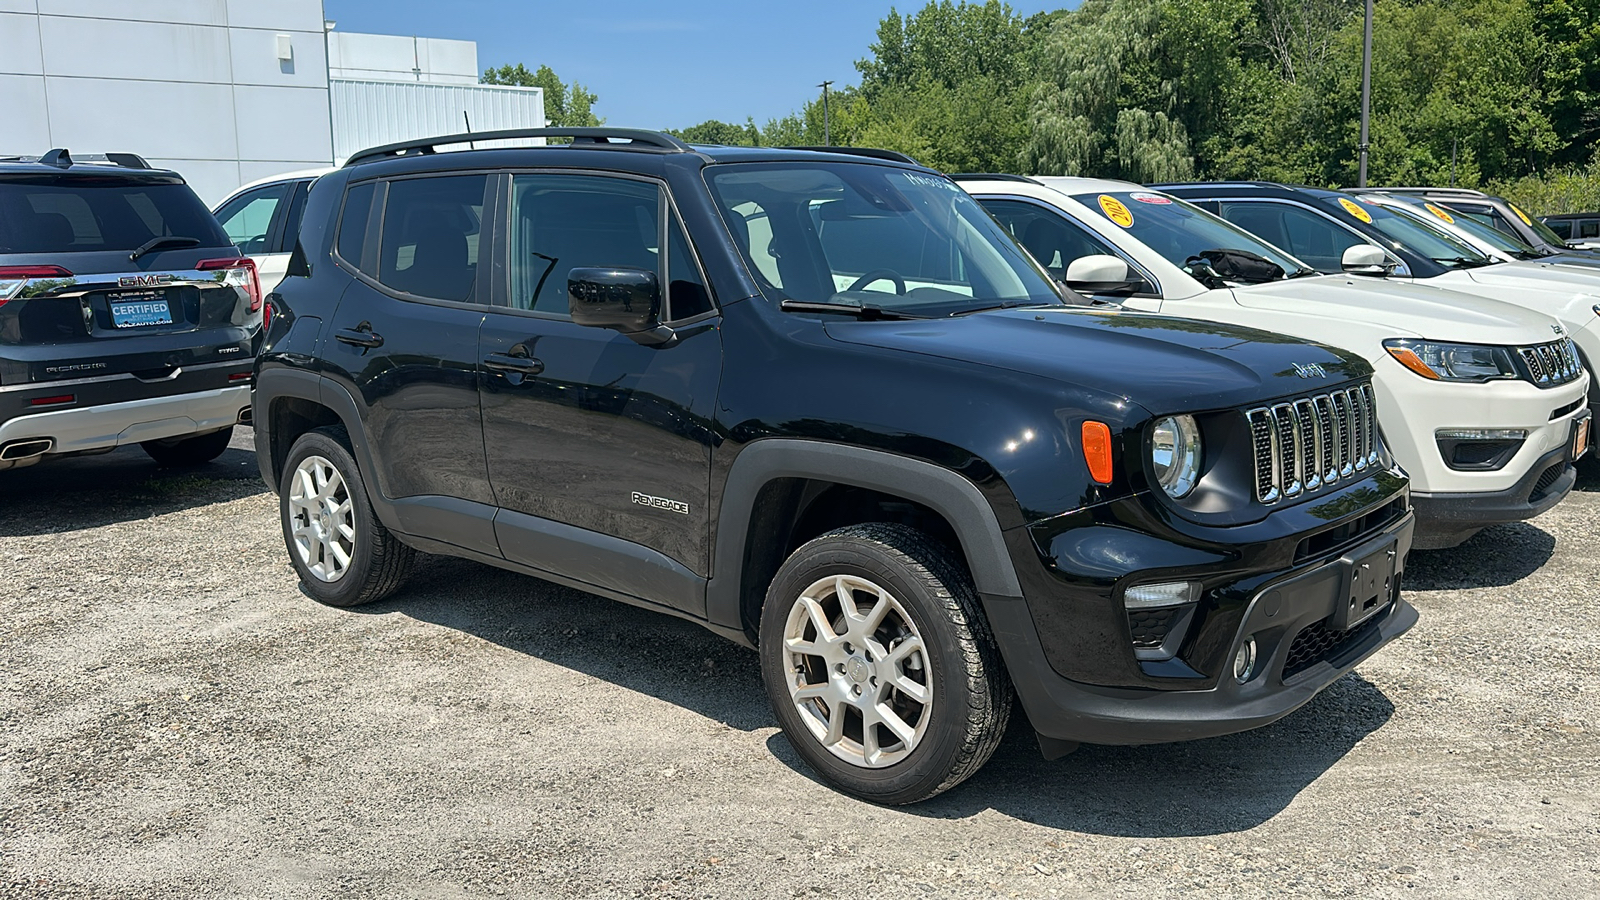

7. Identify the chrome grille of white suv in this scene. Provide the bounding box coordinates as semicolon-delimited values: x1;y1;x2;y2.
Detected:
1518;338;1582;387
1247;384;1380;504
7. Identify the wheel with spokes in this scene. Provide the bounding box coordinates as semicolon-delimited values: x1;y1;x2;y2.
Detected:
759;523;1011;804
279;426;414;607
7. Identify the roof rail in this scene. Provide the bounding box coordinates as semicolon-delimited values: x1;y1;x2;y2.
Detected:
11;149;154;170
778;146;921;165
1370;186;1488;198
344;127;693;167
949;173;1042;185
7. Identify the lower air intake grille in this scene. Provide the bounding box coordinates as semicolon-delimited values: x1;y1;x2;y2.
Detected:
1283;615;1381;679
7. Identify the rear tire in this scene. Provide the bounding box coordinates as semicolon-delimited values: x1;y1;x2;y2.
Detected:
759;523;1012;805
279;426;414;607
140;427;233;466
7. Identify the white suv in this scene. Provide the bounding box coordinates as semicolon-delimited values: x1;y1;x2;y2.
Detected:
960;175;1590;549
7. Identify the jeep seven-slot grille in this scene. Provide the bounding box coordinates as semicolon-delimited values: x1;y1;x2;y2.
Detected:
1518;338;1582;387
1248;384;1380;504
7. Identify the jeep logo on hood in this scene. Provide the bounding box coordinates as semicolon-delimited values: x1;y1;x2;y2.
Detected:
119;274;173;288
1293;362;1329;379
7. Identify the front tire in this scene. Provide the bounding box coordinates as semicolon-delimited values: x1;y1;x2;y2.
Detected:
279;426;414;607
141;426;233;466
759;523;1012;805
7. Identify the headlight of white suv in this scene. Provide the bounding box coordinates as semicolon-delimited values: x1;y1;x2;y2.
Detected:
1383;338;1517;382
1150;415;1202;498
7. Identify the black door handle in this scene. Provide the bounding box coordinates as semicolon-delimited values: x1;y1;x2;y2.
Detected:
483;352;544;375
334;325;383;348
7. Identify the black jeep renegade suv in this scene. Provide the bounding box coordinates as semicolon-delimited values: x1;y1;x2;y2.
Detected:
253;128;1417;804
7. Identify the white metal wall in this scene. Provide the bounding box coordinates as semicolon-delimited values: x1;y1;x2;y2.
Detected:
327;32;478;85
331;79;546;162
0;0;335;204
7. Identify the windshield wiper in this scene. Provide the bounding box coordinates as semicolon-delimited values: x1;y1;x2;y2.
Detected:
779;299;923;320
1286;266;1323;278
1432;256;1493;269
949;299;1052;316
1512;250;1550;260
129;235;201;261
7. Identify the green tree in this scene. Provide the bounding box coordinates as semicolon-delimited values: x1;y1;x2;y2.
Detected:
481;63;602;128
669;119;762;146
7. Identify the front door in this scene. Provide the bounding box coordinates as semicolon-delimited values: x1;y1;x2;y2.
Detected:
478;172;722;612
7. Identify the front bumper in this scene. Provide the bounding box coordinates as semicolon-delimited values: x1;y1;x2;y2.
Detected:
992;478;1416;746
1411;442;1579;549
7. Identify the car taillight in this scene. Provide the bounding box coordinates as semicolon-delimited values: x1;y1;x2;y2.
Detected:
196;257;262;313
263;297;274;332
0;265;74;305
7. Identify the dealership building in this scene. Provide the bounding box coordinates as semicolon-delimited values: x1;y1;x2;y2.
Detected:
1;1;545;203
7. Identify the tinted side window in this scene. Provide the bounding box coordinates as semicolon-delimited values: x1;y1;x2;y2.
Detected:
1277;204;1362;271
1548;219;1573;239
983;198;1124;273
276;180;311;253
667;212;712;320
378;175;487;303
509;174;661;316
1582;220;1600;239
214;183;288;254
336;181;376;271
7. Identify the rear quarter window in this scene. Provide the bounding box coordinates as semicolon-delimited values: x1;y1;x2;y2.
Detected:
0;178;229;253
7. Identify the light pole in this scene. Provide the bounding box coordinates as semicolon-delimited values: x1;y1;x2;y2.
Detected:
818;80;833;146
1358;0;1373;187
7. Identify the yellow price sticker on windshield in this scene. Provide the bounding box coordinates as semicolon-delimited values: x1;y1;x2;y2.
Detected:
1510;203;1534;226
1424;202;1455;224
1338;197;1373;224
1098;194;1134;227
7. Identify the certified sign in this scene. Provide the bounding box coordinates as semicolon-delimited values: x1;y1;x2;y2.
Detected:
1338;197;1373;223
1130;192;1172;205
1098;195;1134;227
1424;202;1455;224
1510;203;1534;226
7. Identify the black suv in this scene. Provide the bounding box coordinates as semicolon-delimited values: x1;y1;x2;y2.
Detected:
253;128;1417;804
0;150;261;471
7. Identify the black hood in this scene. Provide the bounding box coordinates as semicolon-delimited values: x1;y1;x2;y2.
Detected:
824;306;1369;416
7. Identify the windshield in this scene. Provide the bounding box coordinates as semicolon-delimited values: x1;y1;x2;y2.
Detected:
0;178;229;253
1321;195;1490;268
1070;190;1306;282
706;163;1062;315
1391;198;1538;256
1517;205;1570;246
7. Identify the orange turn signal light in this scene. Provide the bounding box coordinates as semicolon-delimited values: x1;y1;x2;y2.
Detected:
1385;345;1441;380
1082;420;1114;484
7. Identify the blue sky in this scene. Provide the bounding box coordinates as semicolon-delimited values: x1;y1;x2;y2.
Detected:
323;1;1069;130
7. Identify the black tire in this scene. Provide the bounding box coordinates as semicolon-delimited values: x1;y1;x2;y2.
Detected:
278;425;415;607
140;427;233;466
758;523;1012;805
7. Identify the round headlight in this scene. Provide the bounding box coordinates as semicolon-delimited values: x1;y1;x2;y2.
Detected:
1150;415;1202;498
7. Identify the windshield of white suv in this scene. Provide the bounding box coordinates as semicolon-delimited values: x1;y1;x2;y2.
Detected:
1069;190;1309;283
1388;198;1541;258
708;163;1062;316
1321;195;1491;268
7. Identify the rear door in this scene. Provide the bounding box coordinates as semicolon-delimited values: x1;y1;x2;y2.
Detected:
0;173;259;393
318;172;497;551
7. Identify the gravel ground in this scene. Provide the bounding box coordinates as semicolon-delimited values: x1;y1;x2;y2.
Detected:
2;429;1597;899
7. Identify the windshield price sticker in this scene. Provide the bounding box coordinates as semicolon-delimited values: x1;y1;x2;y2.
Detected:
1130;192;1172;205
1338;197;1373;223
1510;203;1534;226
1099;195;1135;227
1424;202;1455;224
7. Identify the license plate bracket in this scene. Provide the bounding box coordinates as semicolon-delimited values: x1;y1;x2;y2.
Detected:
1335;540;1397;631
1574;415;1591;461
109;290;173;328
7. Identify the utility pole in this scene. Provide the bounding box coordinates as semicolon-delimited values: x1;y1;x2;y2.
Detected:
1358;0;1373;187
818;80;833;146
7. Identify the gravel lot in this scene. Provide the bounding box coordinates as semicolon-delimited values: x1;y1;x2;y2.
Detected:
3;428;1597;899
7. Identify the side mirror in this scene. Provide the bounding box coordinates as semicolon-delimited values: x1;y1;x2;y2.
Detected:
568;267;673;345
1063;254;1137;294
1341;244;1395;276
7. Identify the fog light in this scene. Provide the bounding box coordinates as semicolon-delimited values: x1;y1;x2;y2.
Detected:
1123;581;1200;609
1233;637;1258;683
1435;428;1527;441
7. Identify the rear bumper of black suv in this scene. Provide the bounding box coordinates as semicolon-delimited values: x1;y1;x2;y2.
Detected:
989;481;1416;747
0;362;251;466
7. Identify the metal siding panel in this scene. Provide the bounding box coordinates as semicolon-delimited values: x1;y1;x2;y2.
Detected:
331;79;546;162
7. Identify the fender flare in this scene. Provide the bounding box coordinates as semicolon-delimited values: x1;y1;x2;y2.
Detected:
253;367;407;534
705;439;1023;636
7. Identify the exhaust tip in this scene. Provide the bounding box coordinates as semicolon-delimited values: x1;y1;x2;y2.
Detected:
237;406;254;426
0;438;55;461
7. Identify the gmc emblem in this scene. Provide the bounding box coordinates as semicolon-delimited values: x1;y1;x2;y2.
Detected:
119;274;173;288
